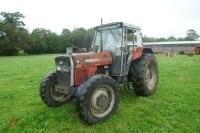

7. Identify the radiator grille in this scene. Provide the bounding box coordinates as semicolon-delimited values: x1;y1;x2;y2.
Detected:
55;56;71;87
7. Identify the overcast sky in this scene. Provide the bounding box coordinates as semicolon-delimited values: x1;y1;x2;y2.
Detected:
0;0;199;37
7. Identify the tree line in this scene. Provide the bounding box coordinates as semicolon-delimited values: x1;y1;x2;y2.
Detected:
0;12;94;55
0;12;199;56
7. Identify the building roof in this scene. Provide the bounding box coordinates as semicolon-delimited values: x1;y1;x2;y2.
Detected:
143;41;200;47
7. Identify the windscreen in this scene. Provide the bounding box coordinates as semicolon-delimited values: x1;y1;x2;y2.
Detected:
93;28;122;54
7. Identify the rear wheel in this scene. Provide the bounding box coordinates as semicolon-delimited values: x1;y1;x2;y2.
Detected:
40;71;73;107
75;74;120;124
128;54;159;96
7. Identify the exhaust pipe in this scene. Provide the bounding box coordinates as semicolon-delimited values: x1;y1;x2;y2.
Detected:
100;18;103;52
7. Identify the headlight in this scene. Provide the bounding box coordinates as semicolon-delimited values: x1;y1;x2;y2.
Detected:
55;56;70;72
56;64;62;71
56;61;69;72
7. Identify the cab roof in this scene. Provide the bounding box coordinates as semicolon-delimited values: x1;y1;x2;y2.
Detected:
95;22;141;30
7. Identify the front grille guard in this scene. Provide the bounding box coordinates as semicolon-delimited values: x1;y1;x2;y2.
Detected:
56;71;70;87
54;55;75;95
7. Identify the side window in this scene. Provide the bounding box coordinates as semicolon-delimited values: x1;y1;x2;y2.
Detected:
127;32;133;42
134;30;142;47
134;32;137;42
126;29;134;52
126;29;134;46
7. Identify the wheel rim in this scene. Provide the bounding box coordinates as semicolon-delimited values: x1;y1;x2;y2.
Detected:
146;64;157;90
90;85;115;118
50;81;71;102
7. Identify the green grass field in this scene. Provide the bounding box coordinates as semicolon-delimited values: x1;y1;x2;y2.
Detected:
0;54;200;133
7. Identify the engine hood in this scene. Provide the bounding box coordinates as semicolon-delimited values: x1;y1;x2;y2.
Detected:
72;52;112;68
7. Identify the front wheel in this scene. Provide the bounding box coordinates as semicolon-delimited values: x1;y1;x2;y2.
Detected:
40;71;73;107
75;74;120;124
128;54;159;96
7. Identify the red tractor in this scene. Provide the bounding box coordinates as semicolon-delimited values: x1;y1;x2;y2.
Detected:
40;22;159;124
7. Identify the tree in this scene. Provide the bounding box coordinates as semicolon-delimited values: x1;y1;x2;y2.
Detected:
167;36;176;41
186;29;199;40
61;28;70;37
157;38;167;42
0;12;32;55
87;28;95;49
70;28;89;48
142;36;157;42
31;28;70;54
177;37;185;41
60;28;71;51
0;12;25;28
31;28;54;53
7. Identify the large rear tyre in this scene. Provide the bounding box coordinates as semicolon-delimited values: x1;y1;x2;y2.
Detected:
128;54;159;96
75;74;120;124
40;71;73;107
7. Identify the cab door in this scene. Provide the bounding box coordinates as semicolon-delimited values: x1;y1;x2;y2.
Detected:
112;27;135;76
123;29;143;75
111;28;125;76
122;28;135;75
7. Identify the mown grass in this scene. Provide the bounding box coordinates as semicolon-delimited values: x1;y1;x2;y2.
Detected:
0;54;200;133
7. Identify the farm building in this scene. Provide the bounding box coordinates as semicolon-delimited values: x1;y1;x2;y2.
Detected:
143;41;200;54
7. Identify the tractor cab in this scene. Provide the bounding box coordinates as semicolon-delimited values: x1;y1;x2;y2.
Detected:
92;22;143;76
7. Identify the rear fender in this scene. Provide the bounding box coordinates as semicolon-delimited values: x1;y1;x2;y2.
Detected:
126;48;153;75
131;48;153;61
124;47;143;75
131;47;143;60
